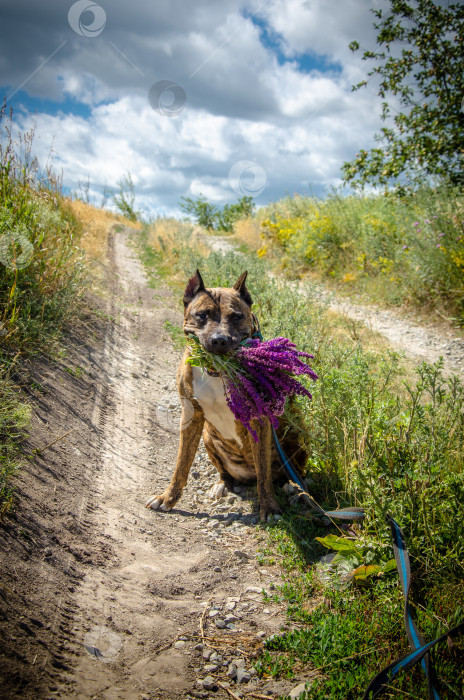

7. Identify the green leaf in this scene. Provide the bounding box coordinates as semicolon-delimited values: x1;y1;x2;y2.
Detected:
315;535;359;552
383;559;397;573
352;564;382;580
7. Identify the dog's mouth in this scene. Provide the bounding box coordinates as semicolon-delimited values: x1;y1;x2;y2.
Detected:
203;335;242;356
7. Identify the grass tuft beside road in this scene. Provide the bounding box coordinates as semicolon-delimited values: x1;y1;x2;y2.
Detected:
136;220;464;700
0;105;134;517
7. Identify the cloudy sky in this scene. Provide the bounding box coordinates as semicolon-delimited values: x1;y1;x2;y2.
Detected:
0;0;388;217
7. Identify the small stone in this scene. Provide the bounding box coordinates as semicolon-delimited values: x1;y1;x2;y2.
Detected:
245;586;263;594
236;668;251;684
174;640;186;649
215;618;226;629
208;609;220;618
289;681;310;698
263;608;270;614
207;520;221;529
227;663;237;679
192;471;200;479
194;643;204;651
202;648;214;660
224;614;238;623
256;631;267;638
233;550;248;560
213;566;221;572
201;675;217;691
224;602;236;611
204;663;220;672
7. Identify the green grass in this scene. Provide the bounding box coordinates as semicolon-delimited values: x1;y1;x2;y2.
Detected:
136;220;464;699
253;187;464;322
0;357;30;516
0;103;87;514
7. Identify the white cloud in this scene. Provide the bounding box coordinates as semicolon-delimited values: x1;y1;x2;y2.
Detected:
1;0;390;212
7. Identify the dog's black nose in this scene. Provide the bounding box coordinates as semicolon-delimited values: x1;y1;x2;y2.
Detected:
210;333;229;350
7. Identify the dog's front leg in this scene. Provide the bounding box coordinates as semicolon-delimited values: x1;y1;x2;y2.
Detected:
250;418;281;521
146;398;204;512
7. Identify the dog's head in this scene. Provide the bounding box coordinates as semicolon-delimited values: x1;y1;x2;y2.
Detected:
183;269;255;354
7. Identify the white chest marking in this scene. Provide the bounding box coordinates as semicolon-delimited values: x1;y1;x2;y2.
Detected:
192;366;242;447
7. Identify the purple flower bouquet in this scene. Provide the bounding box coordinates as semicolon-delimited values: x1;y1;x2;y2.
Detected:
186;335;318;441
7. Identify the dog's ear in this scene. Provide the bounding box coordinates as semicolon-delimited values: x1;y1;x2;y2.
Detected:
233;271;252;306
184;269;205;306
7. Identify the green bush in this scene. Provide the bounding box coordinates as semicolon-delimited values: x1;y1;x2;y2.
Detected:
259;188;464;317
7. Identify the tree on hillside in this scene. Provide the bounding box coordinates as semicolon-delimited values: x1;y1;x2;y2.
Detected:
113;172;139;222
343;0;464;188
180;195;219;230
180;195;255;231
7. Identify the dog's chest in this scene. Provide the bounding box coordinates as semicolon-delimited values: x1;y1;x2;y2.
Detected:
192;367;242;446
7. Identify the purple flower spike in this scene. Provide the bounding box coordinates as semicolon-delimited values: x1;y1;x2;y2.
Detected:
224;337;317;440
187;335;318;442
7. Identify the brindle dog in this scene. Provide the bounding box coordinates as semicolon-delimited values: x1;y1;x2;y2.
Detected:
146;270;307;521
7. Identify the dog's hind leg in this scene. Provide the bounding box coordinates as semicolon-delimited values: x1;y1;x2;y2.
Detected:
146;398;204;512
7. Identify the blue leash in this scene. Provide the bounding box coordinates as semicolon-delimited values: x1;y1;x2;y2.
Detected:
256;314;364;522
272;427;365;522
363;516;464;699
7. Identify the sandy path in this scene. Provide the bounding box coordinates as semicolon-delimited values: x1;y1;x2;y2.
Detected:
47;228;301;699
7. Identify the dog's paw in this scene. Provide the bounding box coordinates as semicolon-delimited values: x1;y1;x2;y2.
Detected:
259;498;281;522
208;481;227;500
146;493;176;512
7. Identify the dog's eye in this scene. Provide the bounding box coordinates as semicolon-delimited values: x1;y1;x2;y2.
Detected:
231;312;244;321
195;311;208;321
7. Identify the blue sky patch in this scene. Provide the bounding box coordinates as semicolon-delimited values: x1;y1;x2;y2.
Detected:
245;12;341;74
1;89;92;120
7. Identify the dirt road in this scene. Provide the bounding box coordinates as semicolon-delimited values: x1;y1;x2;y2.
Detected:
0;228;305;700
